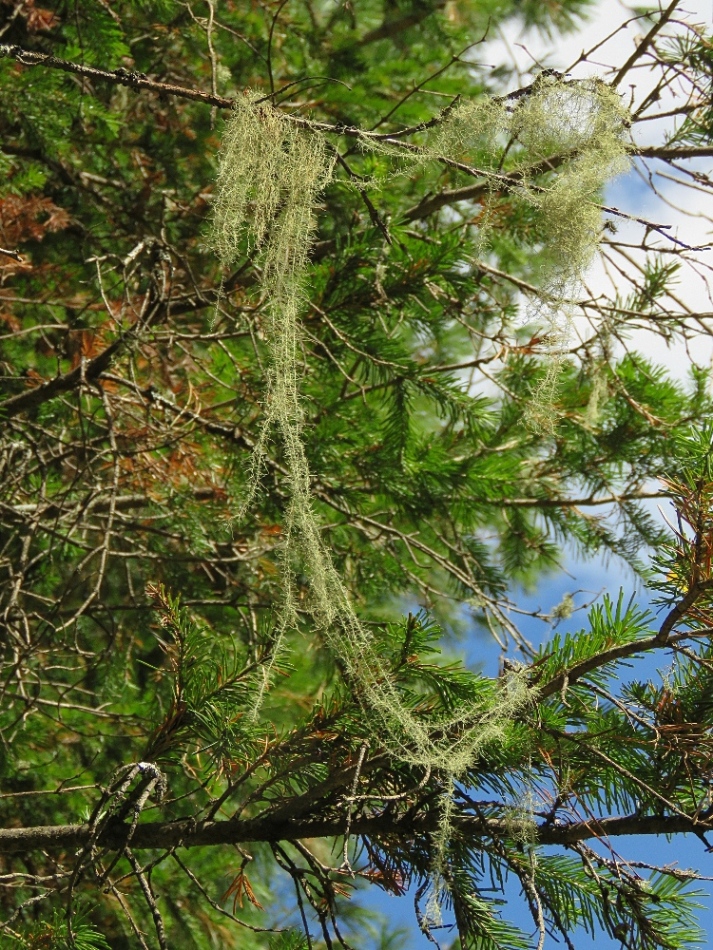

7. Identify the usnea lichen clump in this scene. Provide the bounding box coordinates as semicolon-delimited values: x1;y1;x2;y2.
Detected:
358;77;630;429
211;91;538;772
210;76;629;906
508;79;630;428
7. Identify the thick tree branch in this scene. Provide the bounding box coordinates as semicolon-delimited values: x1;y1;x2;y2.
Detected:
399;141;710;221
0;809;708;855
637;145;713;160
0;286;164;419
0;335;125;419
656;580;713;644
399;158;565;222
475;490;668;508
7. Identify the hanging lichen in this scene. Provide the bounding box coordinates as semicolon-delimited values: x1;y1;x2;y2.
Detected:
501;77;630;429
211;91;534;765
355;77;630;430
211;91;336;714
209;78;629;917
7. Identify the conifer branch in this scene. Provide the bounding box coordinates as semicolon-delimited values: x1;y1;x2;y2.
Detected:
537;626;713;699
0;809;708;854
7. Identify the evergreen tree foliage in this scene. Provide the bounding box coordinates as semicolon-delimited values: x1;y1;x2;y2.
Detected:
0;1;712;947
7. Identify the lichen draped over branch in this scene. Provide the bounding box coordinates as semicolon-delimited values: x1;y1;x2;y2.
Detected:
209;75;629;813
357;78;630;428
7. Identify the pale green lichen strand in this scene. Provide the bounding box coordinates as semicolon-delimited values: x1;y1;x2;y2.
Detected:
357;79;630;431
210;79;629;915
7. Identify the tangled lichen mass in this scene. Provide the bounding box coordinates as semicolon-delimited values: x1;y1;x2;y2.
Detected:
210;77;629;754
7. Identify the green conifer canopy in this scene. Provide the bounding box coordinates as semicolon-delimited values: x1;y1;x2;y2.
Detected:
0;1;712;948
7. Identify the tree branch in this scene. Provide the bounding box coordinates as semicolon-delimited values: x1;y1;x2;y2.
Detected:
358;2;445;46
0;809;708;855
656;580;713;644
637;145;713;160
0;335;125;419
0;285;164;419
0;43;233;108
0;488;218;522
3;40;707;238
398;139;711;222
537;626;713;700
472;490;669;509
612;0;681;88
